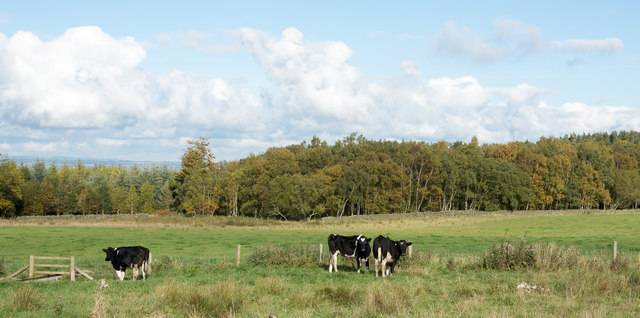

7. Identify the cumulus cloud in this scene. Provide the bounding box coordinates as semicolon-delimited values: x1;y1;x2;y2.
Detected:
1;26;637;161
237;27;373;122
0;26;150;128
237;27;638;145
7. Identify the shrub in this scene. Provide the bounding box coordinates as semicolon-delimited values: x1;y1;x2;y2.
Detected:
153;255;178;272
479;241;580;271
480;241;535;270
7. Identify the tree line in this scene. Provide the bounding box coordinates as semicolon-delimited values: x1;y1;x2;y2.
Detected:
2;131;640;219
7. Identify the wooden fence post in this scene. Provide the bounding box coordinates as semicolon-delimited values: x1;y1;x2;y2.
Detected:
319;244;323;264
236;245;242;267
70;256;76;281
408;245;413;258
29;255;34;278
612;241;618;265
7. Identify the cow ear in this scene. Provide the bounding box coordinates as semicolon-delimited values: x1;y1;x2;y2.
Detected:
407;242;413;246
366;238;372;242
102;248;107;252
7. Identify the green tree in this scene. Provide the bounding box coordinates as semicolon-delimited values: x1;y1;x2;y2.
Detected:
126;185;139;214
174;137;218;215
0;157;25;217
139;182;155;213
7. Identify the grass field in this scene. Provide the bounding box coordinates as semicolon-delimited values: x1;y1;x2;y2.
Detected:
1;210;640;317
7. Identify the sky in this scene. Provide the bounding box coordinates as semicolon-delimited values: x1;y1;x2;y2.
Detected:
0;1;638;162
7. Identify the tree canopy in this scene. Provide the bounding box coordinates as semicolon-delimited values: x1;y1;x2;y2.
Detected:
2;131;640;219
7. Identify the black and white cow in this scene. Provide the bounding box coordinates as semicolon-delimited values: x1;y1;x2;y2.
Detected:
327;234;371;273
102;246;150;281
372;235;412;277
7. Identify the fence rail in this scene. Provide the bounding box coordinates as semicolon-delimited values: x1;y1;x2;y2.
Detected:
3;255;93;282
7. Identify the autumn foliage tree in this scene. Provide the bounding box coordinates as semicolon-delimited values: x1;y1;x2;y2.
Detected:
173;136;219;215
3;131;640;219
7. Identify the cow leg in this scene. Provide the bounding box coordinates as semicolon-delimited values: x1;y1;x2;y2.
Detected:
329;253;338;273
141;261;146;280
375;247;382;277
133;264;138;281
115;270;125;281
365;258;370;272
381;259;387;278
329;253;334;272
356;258;361;274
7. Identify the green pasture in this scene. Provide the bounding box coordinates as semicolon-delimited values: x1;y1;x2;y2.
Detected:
1;211;640;317
2;212;639;265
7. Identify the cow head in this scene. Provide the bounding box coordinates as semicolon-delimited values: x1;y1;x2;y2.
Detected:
102;247;115;261
356;235;371;253
397;240;413;256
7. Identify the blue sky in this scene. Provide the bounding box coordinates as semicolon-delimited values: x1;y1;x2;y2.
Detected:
0;1;638;162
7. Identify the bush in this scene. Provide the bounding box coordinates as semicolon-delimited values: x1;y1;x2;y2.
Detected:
480;241;535;270
247;243;319;267
479;241;580;271
153;255;178;272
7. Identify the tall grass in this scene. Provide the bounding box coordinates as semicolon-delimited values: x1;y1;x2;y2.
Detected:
479;241;579;271
247;243;320;268
8;285;41;311
158;280;247;317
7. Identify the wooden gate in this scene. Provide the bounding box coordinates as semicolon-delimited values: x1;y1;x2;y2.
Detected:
5;256;93;281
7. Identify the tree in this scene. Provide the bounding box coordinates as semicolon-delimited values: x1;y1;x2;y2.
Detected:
126;185;139;214
139;182;156;213
0;157;25;217
174;137;218;215
477;158;532;211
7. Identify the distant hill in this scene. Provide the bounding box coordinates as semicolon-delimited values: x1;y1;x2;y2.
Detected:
7;155;181;170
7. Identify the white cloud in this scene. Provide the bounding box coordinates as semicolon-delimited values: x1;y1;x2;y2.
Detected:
492;17;544;52
435;21;505;62
435;19;623;62
238;27;373;121
23;141;64;152
153;70;266;131
400;59;420;76
96;138;130;147
553;38;623;53
0;26;150;128
1;26;637;162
